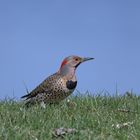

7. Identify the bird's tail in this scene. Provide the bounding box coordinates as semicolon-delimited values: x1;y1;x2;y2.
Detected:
21;81;30;99
21;94;29;99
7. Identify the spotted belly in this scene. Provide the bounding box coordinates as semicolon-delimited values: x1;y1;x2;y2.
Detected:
46;78;75;103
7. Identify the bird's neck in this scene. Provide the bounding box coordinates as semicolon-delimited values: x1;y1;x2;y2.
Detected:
59;65;76;81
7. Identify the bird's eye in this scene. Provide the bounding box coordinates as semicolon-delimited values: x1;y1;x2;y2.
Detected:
75;58;79;61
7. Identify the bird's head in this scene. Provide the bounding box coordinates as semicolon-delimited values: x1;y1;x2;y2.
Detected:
59;55;94;76
60;55;94;68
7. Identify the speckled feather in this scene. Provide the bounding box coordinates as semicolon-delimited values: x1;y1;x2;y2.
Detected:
22;73;75;105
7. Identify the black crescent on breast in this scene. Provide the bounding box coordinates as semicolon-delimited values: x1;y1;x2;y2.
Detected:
66;80;77;90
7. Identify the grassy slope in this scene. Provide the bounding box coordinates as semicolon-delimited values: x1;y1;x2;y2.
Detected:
0;95;140;140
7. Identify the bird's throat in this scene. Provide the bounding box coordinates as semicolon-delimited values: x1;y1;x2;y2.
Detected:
59;65;76;79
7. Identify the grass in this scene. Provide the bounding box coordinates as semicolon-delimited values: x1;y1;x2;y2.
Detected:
0;93;140;140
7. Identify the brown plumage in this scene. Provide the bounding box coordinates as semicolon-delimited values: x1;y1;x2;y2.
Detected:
21;55;94;106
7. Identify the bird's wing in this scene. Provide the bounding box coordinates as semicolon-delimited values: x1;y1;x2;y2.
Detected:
21;73;59;100
21;84;46;100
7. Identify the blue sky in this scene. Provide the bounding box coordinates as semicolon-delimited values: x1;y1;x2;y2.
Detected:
0;0;140;99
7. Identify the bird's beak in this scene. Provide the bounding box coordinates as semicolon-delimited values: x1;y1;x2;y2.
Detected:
81;57;94;62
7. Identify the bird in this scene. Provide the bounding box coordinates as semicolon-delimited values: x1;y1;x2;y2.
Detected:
21;55;94;107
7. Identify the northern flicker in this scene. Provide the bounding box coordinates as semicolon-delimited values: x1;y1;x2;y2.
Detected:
21;55;94;106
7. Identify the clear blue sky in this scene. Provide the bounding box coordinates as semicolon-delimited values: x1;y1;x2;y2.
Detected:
0;0;140;99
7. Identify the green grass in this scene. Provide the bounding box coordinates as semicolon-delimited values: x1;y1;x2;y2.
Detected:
0;94;140;140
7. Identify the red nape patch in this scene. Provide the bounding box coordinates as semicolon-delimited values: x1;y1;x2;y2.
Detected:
60;59;67;68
